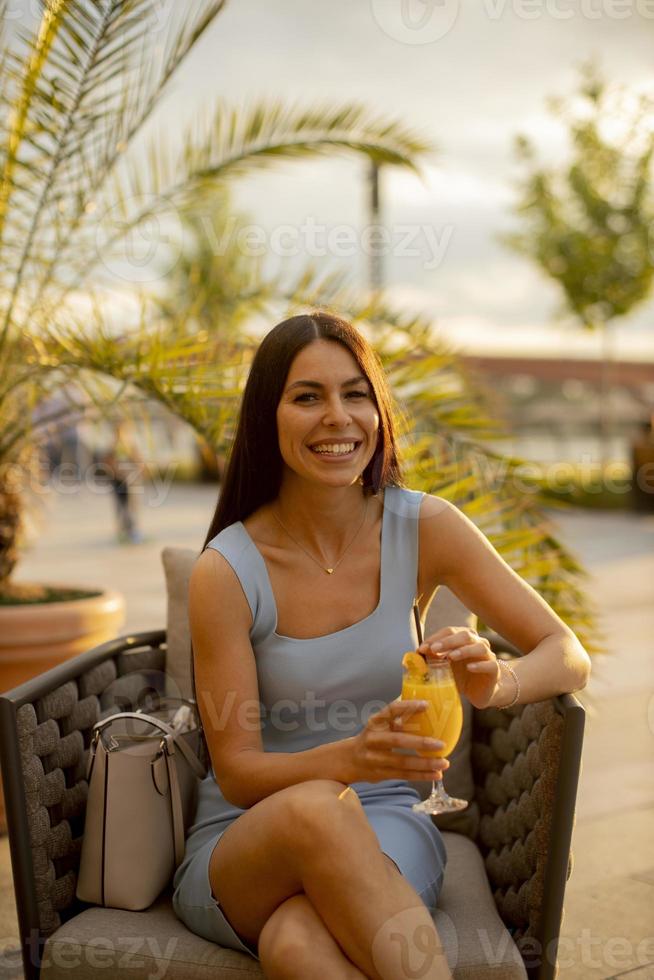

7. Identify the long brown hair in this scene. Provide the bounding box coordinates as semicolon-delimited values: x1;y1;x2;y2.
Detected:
189;312;405;728
201;311;404;550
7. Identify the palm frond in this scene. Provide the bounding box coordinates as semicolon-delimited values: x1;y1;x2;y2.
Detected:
36;292;246;453
0;0;11;113
50;99;433;302
1;0;227;339
26;0;226;314
0;3;68;255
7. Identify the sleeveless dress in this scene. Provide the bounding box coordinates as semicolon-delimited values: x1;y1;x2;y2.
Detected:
172;485;447;960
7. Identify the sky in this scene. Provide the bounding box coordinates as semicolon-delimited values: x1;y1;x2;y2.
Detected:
8;0;654;358
159;0;654;359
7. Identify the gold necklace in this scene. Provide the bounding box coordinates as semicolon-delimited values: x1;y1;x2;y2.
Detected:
272;497;370;575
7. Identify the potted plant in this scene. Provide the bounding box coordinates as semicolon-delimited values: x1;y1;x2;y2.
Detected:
0;0;433;697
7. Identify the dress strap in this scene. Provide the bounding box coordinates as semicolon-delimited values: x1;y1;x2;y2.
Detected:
381;486;424;610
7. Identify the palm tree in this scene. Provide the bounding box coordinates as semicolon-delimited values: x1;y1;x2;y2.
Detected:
0;0;431;596
148;201;600;654
0;2;599;656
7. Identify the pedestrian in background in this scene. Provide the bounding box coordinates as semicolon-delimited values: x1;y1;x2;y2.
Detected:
103;420;145;544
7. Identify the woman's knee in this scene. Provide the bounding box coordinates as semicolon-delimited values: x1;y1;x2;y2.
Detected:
284;781;379;859
277;778;346;827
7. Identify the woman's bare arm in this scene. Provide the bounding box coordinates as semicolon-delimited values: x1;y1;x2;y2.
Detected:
418;495;591;705
190;549;350;808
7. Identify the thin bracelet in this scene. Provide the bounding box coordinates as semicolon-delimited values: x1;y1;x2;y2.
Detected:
497;659;520;710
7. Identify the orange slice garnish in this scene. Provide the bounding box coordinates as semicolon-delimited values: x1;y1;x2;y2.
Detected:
402;651;427;674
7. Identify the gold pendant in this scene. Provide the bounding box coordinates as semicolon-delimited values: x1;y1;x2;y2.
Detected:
326;568;334;574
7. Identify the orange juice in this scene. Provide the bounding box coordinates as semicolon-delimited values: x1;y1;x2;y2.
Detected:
401;672;463;758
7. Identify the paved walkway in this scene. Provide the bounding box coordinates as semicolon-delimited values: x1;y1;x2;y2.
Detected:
1;482;653;978
543;509;654;980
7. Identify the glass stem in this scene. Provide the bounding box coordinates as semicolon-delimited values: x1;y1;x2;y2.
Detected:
429;778;448;802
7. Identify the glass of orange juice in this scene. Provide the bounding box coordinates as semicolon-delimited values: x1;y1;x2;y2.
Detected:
401;652;468;814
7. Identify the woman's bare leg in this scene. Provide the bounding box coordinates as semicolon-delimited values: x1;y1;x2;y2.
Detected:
258;893;366;979
257;854;439;980
209;780;451;980
297;787;451;979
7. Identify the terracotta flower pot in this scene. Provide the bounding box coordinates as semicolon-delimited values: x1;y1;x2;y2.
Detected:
0;587;126;693
0;586;126;833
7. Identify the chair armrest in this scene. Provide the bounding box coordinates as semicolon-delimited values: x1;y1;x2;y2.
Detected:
471;690;584;980
0;630;166;980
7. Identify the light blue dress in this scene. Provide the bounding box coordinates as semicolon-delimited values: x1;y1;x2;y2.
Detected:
172;485;447;960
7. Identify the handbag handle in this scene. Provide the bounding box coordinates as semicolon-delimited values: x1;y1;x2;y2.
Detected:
90;710;206;869
92;711;206;778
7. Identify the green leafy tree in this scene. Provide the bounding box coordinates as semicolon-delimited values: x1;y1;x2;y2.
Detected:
500;60;654;462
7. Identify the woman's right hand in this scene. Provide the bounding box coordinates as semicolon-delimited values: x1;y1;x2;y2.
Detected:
342;699;450;784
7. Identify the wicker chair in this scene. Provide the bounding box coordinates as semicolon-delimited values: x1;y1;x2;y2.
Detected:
1;628;584;980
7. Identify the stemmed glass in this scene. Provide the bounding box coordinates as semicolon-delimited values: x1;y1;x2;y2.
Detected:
401;657;468;815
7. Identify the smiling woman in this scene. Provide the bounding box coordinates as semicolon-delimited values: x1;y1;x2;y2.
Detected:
275;339;380;497
205;311;401;535
171;310;590;979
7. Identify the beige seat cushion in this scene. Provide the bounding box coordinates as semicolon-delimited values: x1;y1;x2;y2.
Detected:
162;546;479;834
41;833;525;979
161;546;197;701
436;833;527;978
41;890;263;980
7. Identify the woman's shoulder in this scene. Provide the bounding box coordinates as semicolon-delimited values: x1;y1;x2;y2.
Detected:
205;520;246;553
384;484;448;516
382;486;455;532
199;520;254;582
387;484;452;511
192;526;255;611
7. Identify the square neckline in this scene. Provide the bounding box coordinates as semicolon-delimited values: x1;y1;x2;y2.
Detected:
237;489;390;643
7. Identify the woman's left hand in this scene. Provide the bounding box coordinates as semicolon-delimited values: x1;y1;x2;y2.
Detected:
417;627;501;709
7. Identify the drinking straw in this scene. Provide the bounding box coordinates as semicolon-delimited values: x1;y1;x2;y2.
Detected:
413;596;424;646
340;600;427;807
